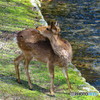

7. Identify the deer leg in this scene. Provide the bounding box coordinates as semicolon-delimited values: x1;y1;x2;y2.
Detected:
24;57;33;90
14;54;24;83
47;62;55;95
62;67;71;92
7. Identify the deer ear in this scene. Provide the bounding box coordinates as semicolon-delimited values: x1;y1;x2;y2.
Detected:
50;21;60;33
50;22;56;33
50;21;55;29
55;21;59;27
50;21;59;29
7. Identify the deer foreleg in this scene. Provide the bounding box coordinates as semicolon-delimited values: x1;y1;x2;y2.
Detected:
24;57;33;90
47;62;55;95
62;67;71;92
14;54;24;83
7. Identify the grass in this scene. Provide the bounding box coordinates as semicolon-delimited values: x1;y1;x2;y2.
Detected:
0;40;99;100
0;0;100;100
0;0;41;33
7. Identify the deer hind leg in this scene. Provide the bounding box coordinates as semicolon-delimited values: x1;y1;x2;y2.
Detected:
47;62;55;95
62;67;71;92
24;56;33;90
14;53;24;83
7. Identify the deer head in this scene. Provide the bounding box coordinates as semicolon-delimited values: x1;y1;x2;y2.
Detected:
37;21;61;38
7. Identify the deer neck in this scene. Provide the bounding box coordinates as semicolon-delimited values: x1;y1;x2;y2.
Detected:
49;35;71;63
49;35;60;48
49;35;62;55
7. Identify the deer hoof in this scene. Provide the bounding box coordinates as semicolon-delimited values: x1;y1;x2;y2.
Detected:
16;79;22;84
29;88;34;91
69;85;73;90
50;91;55;96
29;86;33;90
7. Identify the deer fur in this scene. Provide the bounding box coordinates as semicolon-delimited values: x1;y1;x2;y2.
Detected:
14;28;66;95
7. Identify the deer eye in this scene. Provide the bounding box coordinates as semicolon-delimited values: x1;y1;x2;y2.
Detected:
46;28;50;31
36;26;38;29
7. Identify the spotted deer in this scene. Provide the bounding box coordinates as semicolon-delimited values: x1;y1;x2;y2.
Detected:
14;23;72;95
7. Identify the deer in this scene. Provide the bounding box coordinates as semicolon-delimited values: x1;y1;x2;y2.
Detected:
14;22;72;95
